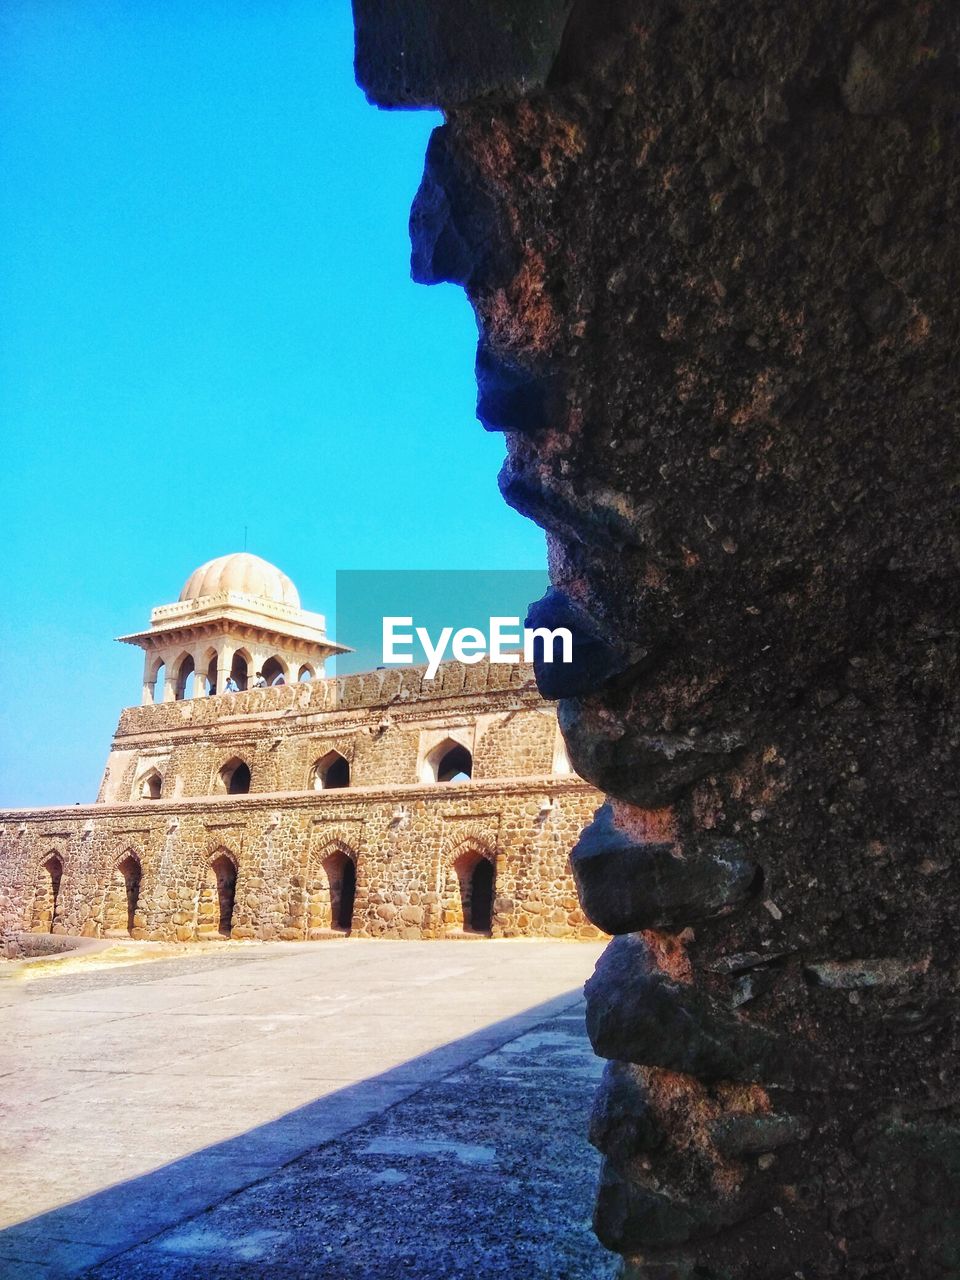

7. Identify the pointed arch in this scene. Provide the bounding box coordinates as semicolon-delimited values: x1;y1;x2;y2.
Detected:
310;750;350;791
297;663;315;682
103;851;142;936
138;767;163;800
261;656;288;687
215;756;251;795
30;854;63;933
421;736;473;784
438;832;498;936
146;655;167;704
202;646;219;695
304;839;357;936
173;652;196;700
197;849;237;938
451;844;496;934
230;648;252;691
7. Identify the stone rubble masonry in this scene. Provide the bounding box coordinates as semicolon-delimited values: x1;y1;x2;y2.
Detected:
0;659;605;946
351;1;960;1275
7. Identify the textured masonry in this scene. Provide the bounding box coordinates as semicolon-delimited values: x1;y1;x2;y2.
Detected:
353;2;960;1275
0;658;603;946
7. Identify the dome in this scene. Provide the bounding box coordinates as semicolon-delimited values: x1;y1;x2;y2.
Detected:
179;553;301;608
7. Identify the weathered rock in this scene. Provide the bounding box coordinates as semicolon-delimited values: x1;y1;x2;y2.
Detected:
585;935;821;1089
571;803;758;933
352;0;575;107
589;1060;663;1162
594;1159;728;1253
804;957;927;990
476;339;557;435
410;126;517;289
524;590;640;699
354;0;960;1271
559;699;747;809
708;1112;810;1158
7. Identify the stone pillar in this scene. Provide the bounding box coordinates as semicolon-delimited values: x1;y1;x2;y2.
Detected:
141;653;155;706
353;2;960;1275
191;650;208;698
216;648;234;696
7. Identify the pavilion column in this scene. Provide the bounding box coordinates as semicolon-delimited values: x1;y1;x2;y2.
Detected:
216;648;234;695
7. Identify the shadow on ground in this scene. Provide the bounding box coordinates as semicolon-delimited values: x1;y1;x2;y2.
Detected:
0;991;615;1279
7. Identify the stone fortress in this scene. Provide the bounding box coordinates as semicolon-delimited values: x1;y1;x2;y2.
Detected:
0;553;605;950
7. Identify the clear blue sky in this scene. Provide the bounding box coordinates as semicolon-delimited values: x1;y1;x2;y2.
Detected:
0;0;546;807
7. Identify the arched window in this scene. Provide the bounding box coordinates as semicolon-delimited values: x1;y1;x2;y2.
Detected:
311;750;350;790
218;758;251;795
31;855;63;933
149;660;166;704
198;854;237;938
298;664;315;682
104;855;141;936
230;650;250;692
262;656;288;687
139;769;162;800
174;654;195;701
452;848;495;935
422;738;473;784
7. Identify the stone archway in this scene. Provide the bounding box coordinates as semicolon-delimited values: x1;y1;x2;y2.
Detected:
103;853;142;937
304;843;358;936
197;852;237;938
30;854;63;934
440;839;497;935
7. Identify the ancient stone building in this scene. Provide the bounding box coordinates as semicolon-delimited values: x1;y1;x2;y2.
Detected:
0;553;604;948
353;3;960;1276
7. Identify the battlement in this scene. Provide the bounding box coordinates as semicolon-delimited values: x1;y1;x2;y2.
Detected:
116;658;539;738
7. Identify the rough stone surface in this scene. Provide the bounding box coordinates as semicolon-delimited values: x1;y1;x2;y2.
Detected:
585;934;820;1088
354;0;960;1273
352;0;575;108
571;803;757;933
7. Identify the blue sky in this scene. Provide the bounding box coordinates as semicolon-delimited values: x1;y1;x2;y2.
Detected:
0;0;547;806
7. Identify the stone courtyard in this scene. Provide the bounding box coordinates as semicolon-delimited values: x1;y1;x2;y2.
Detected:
0;938;613;1278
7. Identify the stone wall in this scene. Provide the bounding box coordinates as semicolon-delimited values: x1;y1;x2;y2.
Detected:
99;660;557;802
1;657;604;947
0;779;600;944
353;3;960;1276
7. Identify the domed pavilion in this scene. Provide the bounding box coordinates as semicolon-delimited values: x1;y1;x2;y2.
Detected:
117;552;349;702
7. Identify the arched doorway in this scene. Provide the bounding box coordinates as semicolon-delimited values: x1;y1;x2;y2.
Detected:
149;660;166;704
450;847;496;935
104;855;141;936
262;656;287;687
174;654;195;700
305;848;357;935
198;854;237;938
469;858;494;933
218;758;251;794
311;750;350;790
31;855;63;933
139;770;162;800
230;650;250;691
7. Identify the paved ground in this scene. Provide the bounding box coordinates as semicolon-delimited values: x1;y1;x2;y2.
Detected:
0;939;615;1279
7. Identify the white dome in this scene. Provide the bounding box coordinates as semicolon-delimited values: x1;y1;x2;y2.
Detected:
179;553;300;608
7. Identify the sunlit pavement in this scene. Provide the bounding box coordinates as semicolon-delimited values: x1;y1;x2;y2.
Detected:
0;939;615;1278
